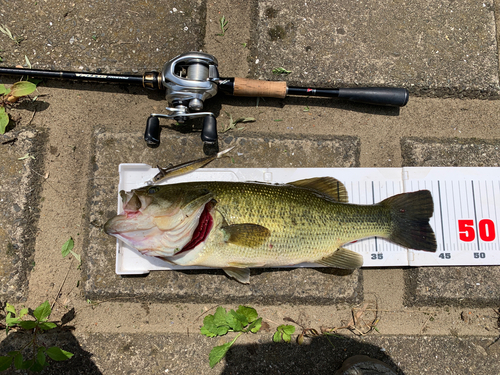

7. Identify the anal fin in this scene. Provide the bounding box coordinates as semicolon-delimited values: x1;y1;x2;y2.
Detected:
316;247;363;269
223;267;250;284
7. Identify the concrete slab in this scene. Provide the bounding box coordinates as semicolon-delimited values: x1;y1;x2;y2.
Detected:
0;130;45;301
252;0;499;98
401;137;500;167
406;266;500;307
401;136;500;306
0;0;206;73
1;330;498;374
84;130;361;304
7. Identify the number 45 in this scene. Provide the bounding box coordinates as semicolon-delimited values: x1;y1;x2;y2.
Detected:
458;219;496;242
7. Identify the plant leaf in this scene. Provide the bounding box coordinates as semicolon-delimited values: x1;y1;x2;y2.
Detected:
225;310;246;332
70;250;81;263
5;303;16;315
17;153;35;160
233;117;255;124
209;342;231;368
0;84;7;95
208;332;240;368
216;325;229;336
282;325;295;335
19;308;29;318
38;321;57;331
46;347;73;361
273;330;281;343
229;309;249;326
248;317;262;333
200;315;217;337
200;326;217;338
0;356;12;371
36;347;46;366
272;67;292;75
6;313;20;326
18;321;37;330
30;360;46;372
236;305;258;323
9;81;36;98
213;307;228;327
13;353;23;369
20;359;34;370
25;55;31;69
0;112;8;134
61;237;74;257
282;332;291;343
33;301;51;321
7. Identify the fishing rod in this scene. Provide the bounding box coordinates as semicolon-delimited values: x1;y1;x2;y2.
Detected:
0;52;409;148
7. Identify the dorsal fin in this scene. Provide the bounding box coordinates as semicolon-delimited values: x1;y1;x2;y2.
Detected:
289;177;348;202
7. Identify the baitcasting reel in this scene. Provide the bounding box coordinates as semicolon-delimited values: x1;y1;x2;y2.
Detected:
144;52;220;148
0;51;410;150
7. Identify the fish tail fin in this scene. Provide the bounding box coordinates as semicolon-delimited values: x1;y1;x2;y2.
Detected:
380;190;437;252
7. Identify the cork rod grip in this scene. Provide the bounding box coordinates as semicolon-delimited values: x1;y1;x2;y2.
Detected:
233;78;287;98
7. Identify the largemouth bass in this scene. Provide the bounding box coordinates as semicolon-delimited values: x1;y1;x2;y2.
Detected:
104;178;436;283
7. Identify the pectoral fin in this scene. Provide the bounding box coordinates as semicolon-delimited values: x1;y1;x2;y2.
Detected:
221;224;271;247
223;267;251;284
316;247;363;269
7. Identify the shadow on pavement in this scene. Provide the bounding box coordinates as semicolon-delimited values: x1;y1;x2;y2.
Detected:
0;329;102;374
221;333;404;375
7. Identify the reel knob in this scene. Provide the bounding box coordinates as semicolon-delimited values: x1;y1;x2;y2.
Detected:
201;115;217;144
144;116;161;148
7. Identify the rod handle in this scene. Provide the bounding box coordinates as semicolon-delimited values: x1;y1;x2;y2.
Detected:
338;87;409;107
233;78;287;98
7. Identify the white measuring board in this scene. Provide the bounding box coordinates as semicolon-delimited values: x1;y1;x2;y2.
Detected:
113;165;500;275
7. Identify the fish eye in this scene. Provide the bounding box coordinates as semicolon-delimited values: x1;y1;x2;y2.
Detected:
148;187;159;194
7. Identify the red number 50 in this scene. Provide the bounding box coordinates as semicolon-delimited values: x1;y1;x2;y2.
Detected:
458;219;496;242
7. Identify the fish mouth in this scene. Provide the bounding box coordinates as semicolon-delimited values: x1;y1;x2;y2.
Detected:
121;190;152;213
103;191;153;235
104;195;214;258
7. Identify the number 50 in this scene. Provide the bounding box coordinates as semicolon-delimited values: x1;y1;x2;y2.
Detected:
458;219;496;242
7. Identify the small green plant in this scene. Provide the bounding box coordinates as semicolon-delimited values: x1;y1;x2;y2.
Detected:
217;16;229;36
272;67;292;75
273;324;295;343
0;301;74;372
61;237;81;267
221;112;255;133
200;305;262;368
0;81;37;134
0;25;23;44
